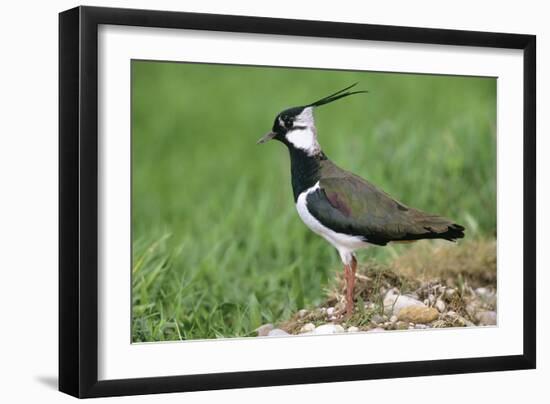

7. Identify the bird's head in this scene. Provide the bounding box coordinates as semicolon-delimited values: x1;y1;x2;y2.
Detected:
257;83;367;155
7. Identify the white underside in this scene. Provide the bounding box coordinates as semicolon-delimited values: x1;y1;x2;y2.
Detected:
296;182;370;265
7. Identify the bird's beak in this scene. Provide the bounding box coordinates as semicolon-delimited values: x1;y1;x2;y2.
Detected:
257;131;276;144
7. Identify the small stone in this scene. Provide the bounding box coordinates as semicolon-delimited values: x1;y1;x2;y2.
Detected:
383;289;425;315
298;309;308;318
447;310;457;317
299;323;315;333
435;299;446;313
415;324;428;329
475;287;489;296
326;307;335;316
256;323;274;336
476;311;497;326
397;306;439;324
428;294;436;305
347;326;359;333
313;324;345;334
368;327;385;332
390;315;398;323
267;328;289;337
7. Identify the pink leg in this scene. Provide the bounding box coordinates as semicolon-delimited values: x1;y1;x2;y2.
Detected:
344;268;352;317
344;256;358;317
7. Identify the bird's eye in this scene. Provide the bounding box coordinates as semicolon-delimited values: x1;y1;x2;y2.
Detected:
284;117;293;127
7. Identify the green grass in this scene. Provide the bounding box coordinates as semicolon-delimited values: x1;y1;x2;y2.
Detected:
131;61;496;342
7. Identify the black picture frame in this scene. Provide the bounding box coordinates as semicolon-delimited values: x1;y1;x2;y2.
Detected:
59;5;536;398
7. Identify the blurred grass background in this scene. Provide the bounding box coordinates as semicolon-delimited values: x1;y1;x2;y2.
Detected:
131;60;496;342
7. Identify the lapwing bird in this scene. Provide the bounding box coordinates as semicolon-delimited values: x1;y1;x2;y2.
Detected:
258;83;465;316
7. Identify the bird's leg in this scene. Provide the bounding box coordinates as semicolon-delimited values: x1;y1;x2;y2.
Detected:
344;264;351;316
344;255;358;317
351;256;357;306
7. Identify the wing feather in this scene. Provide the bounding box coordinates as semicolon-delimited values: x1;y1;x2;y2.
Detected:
306;174;464;246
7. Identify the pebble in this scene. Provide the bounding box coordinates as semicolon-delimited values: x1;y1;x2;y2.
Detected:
347;326;360;333
368;327;385;332
435;299;446;312
298;309;308;318
390;315;398;323
267;328;289;337
475;287;489;296
326;307;335;316
414;324;428;329
299;323;316;333
476;311;497;326
383;289;426;315
256;323;274;336
397;306;439;323
313;324;345;335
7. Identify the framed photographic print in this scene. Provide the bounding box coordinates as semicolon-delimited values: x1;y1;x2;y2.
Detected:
59;5;536;398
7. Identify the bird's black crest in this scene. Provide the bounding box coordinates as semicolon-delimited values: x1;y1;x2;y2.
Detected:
274;83;368;129
307;83;368;108
268;83;368;141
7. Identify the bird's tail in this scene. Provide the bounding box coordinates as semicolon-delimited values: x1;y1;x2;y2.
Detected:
415;213;465;242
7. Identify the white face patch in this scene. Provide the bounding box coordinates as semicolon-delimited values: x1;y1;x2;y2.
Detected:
294;106;315;126
285;107;320;155
286;128;319;155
